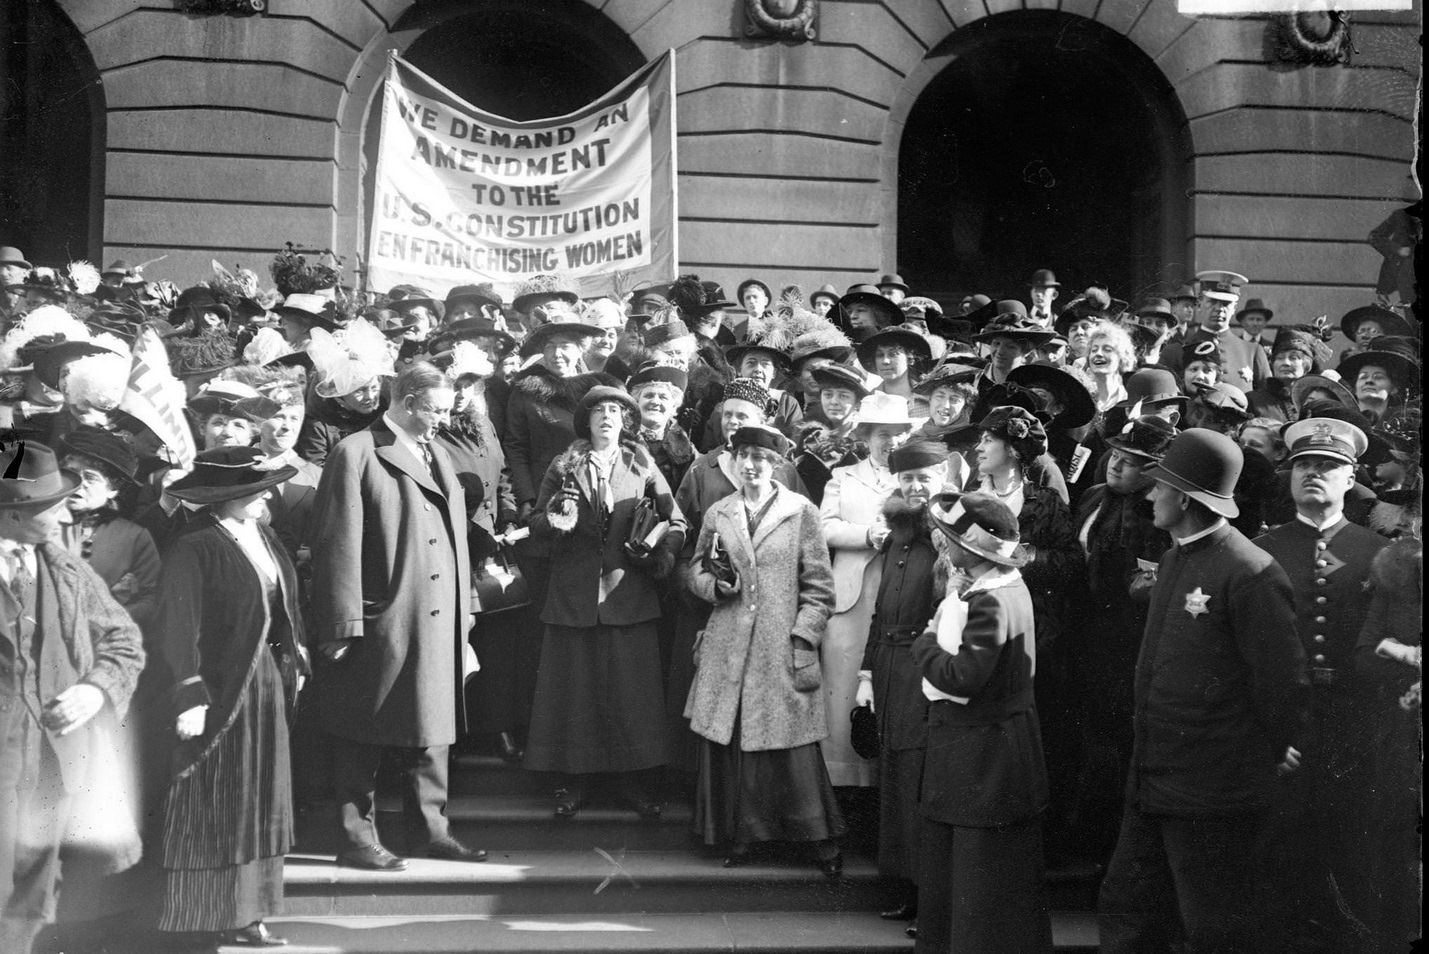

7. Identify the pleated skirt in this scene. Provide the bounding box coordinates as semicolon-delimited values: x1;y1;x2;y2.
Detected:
159;647;291;933
524;622;670;775
693;712;847;847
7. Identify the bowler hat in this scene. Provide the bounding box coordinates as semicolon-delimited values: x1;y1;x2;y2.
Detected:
1028;268;1060;288
573;385;639;440
1339;305;1410;341
1168;284;1197;303
1144;428;1243;518
1119;368;1188;413
735;278;772;307
928;491;1027;567
166;446;298;506
0;247;32;271
59;427;140;484
0;442;80;510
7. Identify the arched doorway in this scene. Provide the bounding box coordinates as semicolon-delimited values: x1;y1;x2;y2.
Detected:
0;0;104;263
355;0;646;273
896;11;1192;304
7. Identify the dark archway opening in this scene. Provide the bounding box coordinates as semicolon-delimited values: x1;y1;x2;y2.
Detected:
359;0;646;270
0;0;105;264
897;11;1192;305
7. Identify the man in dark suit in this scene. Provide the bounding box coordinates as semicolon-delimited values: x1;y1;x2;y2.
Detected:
311;362;482;869
1098;429;1307;953
0;442;145;954
910;492;1054;954
1160;271;1270;394
1254;418;1388;953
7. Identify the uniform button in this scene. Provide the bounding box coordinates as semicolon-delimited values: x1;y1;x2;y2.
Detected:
897;561;905;568
1315;560;1328;568
430;609;441;616
1314;616;1326;624
1313;635;1326;643
1315;596;1328;605
429;538;438;545
1314;578;1327;586
431;573;440;580
1315;541;1327;550
1313;654;1326;664
424;504;432;512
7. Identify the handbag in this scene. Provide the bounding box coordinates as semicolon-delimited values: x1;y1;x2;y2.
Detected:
850;703;880;760
471;544;530;614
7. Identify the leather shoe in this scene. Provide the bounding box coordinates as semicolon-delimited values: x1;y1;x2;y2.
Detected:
496;731;523;764
880;902;917;921
420;837;488;863
217;921;287;947
553;786;584;818
905;923;918;940
817;851;843;879
337;844;408;871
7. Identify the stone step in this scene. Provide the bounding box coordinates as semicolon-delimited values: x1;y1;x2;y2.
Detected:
281;849;890;917
448;753;554;798
48;910;1100;953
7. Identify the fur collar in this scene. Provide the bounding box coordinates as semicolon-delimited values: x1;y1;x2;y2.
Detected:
512;367;622;408
882;491;932;534
550;438;652;479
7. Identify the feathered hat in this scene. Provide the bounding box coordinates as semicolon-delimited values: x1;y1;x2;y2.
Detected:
0;305;94;373
269;243;342;296
308;318;395;399
61;333;131;413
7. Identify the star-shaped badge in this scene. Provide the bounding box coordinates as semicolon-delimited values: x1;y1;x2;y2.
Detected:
1240;367;1253;384
1185;586;1210;618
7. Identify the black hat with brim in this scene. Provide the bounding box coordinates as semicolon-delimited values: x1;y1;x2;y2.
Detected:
1005;363;1096;430
1340;305;1410;340
58;428;140;484
1336;347;1419;390
167;446;298;506
626;363;688;392
838;285;903;324
30;341;113;390
1290;374;1356;413
429;318;517;357
855;328;932;372
1143;428;1242;518
725;342;792;374
811;363;873;400
522;320;604;357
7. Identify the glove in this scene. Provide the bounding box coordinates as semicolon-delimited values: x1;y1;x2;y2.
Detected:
854;678;875;712
713;576;740;600
176;705;207;741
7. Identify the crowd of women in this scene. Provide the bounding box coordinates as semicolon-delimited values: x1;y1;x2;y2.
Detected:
0;247;1419;952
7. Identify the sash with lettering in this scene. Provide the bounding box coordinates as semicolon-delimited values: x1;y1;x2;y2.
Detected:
366;51;678;298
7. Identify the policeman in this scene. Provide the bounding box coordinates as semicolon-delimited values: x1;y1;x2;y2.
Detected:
1254;417;1388;953
1161;271;1270;393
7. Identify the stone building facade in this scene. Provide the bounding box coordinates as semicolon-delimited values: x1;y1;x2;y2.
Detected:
5;0;1421;321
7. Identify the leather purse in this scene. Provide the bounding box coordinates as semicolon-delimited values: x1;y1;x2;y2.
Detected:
471;545;530;615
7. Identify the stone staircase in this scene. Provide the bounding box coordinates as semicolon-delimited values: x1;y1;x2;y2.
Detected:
48;752;1101;952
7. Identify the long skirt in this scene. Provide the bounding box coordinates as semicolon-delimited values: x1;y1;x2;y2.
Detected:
159;647;291;932
693;711;847;847
524;622;670;775
876;746;924;881
664;599;712;775
821;566;880;786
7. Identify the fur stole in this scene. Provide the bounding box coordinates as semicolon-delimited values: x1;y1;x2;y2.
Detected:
550;438;653;481
512;367;623;409
882;491;930;534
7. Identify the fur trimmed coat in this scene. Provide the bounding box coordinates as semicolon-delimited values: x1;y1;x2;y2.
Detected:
528;439;686;628
504;366;623;506
685;484;835;751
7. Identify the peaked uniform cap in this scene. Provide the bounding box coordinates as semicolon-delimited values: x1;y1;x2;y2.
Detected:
1283;417;1367;465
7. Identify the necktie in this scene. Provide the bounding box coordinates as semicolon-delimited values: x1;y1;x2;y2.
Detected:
418;442;438;482
6;552;31;605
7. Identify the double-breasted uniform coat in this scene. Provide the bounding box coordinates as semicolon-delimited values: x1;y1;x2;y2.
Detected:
1255;515;1388;952
819;456;898;786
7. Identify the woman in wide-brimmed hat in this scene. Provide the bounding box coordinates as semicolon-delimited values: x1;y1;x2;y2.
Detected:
1337;336;1419;424
295;318;393;466
526;385;686;819
973;309;1054;391
858;326;932;413
793;364;872;506
154;446;305;949
57;427;161;631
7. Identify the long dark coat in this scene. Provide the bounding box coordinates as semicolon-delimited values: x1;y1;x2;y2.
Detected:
685;485;835;751
528;439;686;627
309;419;472;747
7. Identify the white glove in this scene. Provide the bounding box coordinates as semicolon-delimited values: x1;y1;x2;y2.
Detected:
176;705;208;741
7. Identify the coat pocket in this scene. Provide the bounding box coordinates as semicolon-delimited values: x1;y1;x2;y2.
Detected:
792;646;821;692
691;628;706;667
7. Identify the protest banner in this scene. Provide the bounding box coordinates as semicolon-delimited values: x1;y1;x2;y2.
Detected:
365;51;677;299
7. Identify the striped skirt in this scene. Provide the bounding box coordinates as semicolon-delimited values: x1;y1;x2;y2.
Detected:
159;645;292;933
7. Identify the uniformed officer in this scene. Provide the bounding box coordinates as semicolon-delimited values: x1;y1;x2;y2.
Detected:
1098;429;1307;954
1254;417;1388;953
1161;271;1270;394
